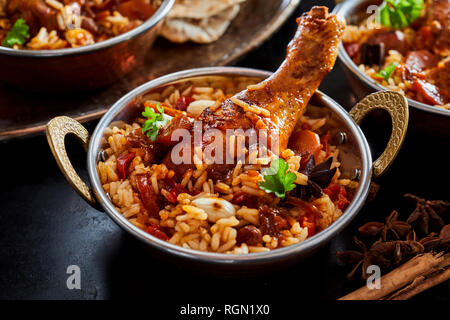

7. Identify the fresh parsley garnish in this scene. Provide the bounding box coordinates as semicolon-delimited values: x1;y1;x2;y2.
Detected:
378;0;424;28
375;62;398;82
258;158;297;199
2;19;30;48
141;103;172;141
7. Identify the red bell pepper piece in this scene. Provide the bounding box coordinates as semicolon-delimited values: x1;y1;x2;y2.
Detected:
320;131;331;157
117;152;136;180
136;174;159;218
175;96;195;111
164;178;188;204
323;183;350;210
299;215;316;237
165;178;188;194
166;190;178;204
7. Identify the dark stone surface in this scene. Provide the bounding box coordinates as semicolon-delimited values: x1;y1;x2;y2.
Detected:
0;0;448;301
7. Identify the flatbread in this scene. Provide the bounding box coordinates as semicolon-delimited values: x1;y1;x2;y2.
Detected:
168;0;245;19
161;4;240;43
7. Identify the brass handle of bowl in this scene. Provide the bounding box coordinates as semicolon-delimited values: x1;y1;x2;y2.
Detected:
46;116;99;209
349;91;409;178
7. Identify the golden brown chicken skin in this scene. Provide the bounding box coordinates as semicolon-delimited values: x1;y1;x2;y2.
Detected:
200;6;345;150
163;6;345;179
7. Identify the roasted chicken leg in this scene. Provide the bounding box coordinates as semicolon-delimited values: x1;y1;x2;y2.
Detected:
200;6;345;150
163;6;345;178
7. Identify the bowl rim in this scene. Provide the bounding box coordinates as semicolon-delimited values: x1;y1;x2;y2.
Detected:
333;0;450;117
87;66;373;265
0;0;174;58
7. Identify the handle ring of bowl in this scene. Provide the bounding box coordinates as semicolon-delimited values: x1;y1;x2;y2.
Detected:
46;116;99;209
349;91;409;178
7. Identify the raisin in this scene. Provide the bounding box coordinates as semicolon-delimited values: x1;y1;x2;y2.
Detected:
259;205;288;237
236;225;262;245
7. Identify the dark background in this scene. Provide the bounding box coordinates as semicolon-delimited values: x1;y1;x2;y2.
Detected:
0;0;448;303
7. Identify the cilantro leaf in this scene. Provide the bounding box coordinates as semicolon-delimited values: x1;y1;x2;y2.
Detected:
258;158;297;199
378;0;424;28
141;103;172;141
375;62;398;82
2;19;30;48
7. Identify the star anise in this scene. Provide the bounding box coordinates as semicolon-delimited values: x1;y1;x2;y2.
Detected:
419;224;450;252
336;237;373;280
404;194;449;234
358;210;411;241
406;229;417;241
295;155;336;200
337;237;424;280
369;239;424;269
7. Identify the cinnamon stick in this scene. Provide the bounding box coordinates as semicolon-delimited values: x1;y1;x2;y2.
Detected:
387;253;450;300
339;252;445;300
388;267;450;300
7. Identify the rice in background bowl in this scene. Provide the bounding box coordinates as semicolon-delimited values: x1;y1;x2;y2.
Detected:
334;0;450;135
0;1;163;50
0;0;174;91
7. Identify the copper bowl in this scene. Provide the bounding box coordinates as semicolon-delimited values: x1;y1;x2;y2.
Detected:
333;0;450;136
46;67;408;272
0;0;174;92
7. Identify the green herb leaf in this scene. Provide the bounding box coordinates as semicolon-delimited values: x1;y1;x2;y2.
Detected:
1;19;30;48
378;0;424;28
375;62;398;82
258;158;297;199
141;103;172;141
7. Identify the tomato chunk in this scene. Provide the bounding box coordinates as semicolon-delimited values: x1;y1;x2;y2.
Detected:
116;152;135;180
146;223;169;241
323;183;350;210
